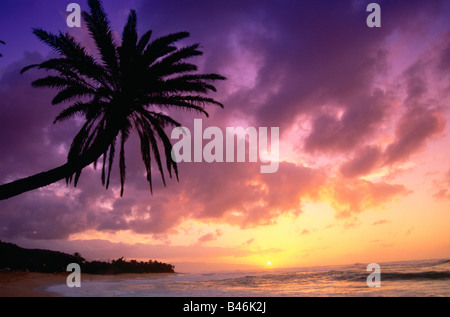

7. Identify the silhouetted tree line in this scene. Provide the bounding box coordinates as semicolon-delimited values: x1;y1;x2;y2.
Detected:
82;257;175;274
0;241;174;274
0;241;81;273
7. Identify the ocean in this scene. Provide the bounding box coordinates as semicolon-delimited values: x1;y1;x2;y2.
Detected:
47;259;450;297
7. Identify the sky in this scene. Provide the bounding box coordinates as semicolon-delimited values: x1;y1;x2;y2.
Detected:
0;0;450;272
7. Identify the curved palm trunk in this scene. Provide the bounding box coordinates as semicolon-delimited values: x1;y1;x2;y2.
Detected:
0;132;116;201
0;164;74;200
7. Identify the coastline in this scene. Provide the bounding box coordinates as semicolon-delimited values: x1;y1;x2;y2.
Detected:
0;271;64;297
0;271;177;297
1;259;449;297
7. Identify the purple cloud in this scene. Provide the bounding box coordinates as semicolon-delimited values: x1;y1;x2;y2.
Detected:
0;0;449;243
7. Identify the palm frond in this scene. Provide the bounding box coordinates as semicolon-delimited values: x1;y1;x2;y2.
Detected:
162;44;203;64
144;95;224;116
105;138;116;189
148;44;203;77
120;10;138;55
83;0;119;77
51;85;96;105
136;115;166;190
145;113;179;181
161;76;225;94
119;131;128;196
147;63;199;81
33;29;88;61
135;120;153;193
137;30;152;55
32;75;79;89
53;101;92;123
146;111;182;129
142;32;190;67
21;0;225;197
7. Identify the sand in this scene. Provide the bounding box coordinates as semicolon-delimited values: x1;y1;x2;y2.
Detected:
0;271;65;297
0;271;175;297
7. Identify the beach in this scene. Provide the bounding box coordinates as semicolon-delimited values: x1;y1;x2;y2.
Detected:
0;271;176;297
0;271;140;297
0;271;65;297
1;259;449;297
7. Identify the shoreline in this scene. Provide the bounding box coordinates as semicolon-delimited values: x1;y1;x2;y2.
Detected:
0;271;177;297
0;271;64;297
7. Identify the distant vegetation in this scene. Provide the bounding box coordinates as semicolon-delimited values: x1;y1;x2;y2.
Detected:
0;241;175;274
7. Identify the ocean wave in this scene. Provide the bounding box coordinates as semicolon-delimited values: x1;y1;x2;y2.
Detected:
382;271;450;281
433;259;450;266
317;269;450;282
46;262;450;297
214;268;450;287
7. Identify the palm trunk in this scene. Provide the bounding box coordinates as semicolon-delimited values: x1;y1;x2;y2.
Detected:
0;131;116;201
0;164;73;200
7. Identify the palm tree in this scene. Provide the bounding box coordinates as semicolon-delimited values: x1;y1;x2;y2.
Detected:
0;40;5;57
0;0;225;200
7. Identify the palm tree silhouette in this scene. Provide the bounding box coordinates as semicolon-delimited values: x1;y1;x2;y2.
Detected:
0;40;5;57
0;0;225;200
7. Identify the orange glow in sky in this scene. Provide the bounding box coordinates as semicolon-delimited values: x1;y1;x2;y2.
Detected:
1;0;450;274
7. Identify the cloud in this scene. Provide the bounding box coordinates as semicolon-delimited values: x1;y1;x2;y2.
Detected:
142;160;326;230
337;30;450;179
433;188;450;200
0;182;98;240
197;229;223;244
0;91;327;239
326;178;409;217
372;219;389;226
4;237;283;264
431;31;450;89
340;145;383;178
381;35;447;166
406;226;414;236
244;238;254;245
432;168;450;200
338;106;445;178
304;91;391;154
300;229;310;236
1;0;449;245
136;0;445;131
384;107;445;165
0;52;77;183
403;60;430;107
